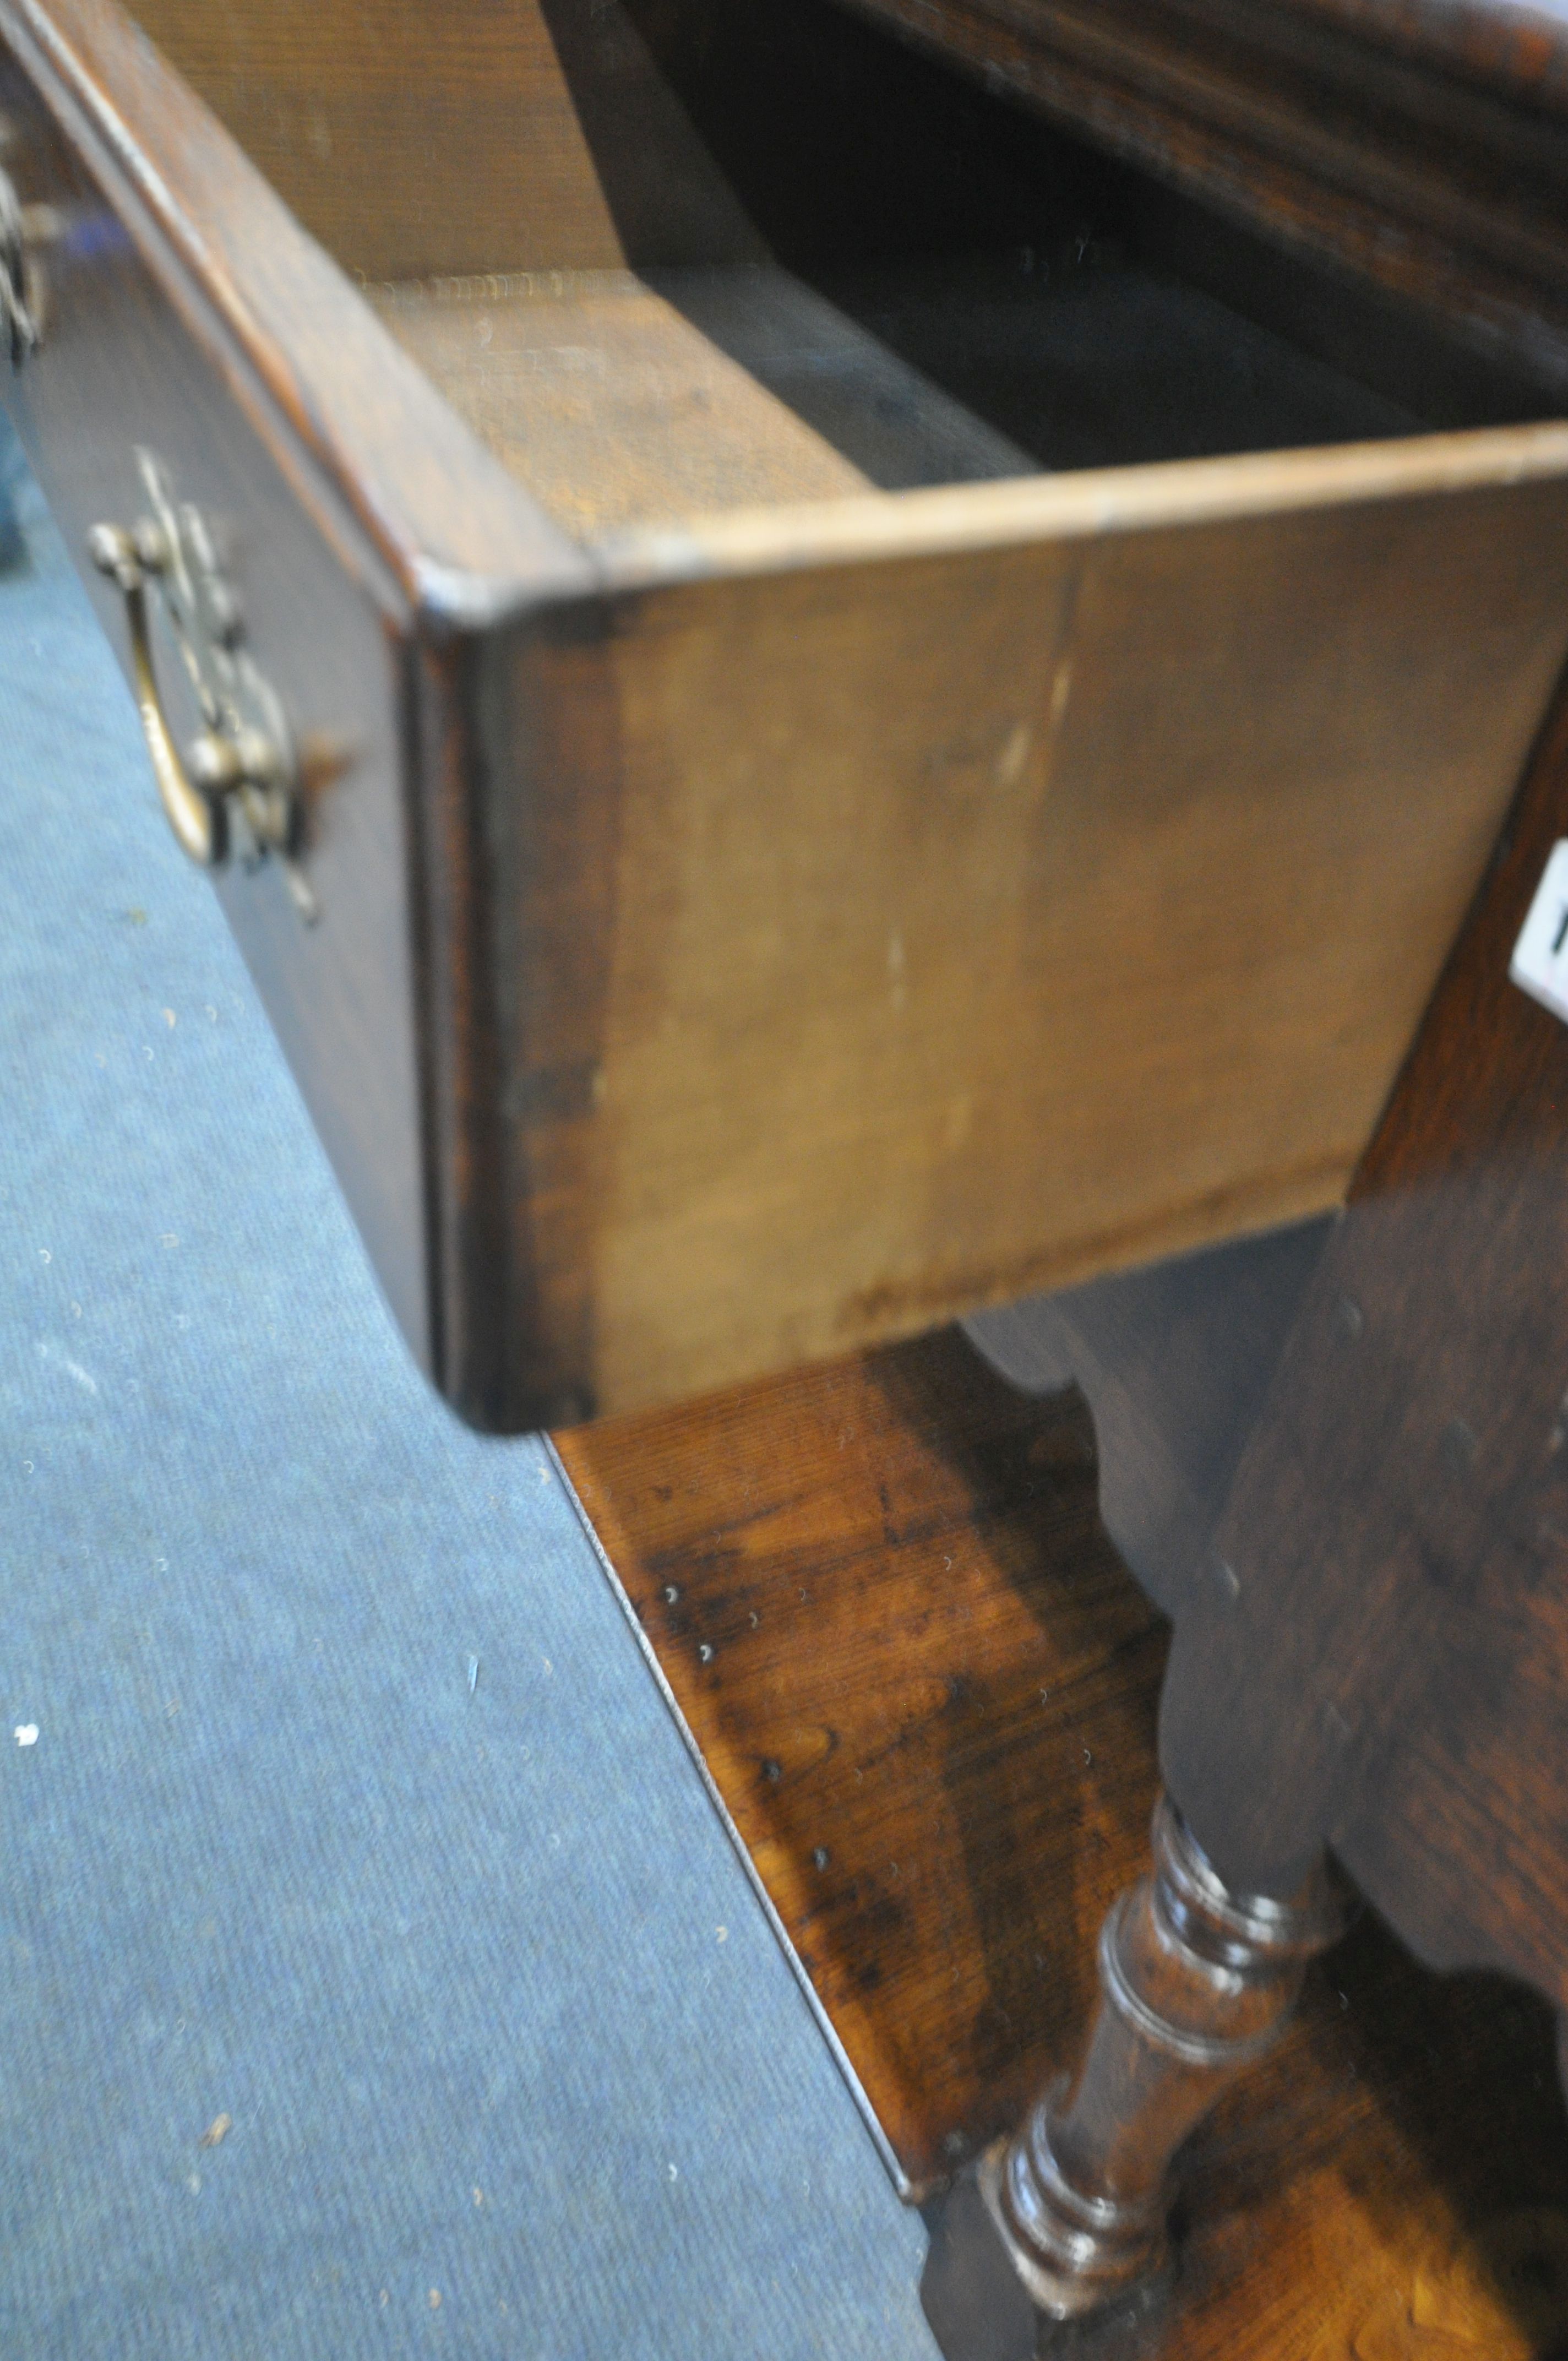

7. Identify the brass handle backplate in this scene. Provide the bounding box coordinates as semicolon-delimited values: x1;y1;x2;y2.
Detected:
89;452;315;920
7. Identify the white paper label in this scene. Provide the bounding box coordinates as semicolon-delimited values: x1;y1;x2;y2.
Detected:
1510;840;1568;1025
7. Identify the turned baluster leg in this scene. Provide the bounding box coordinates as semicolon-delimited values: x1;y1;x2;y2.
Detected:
922;1794;1349;2359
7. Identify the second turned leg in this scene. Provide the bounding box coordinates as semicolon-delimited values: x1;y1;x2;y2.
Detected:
922;1794;1348;2358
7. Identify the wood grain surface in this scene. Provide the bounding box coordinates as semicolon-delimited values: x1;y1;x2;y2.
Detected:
559;1327;1166;2193
515;459;1568;1419
368;268;1028;535
124;0;771;283
553;1328;1568;2354
369;271;872;537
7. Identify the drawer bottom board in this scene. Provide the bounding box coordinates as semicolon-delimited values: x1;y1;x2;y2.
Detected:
366;250;1420;539
552;1330;1568;2356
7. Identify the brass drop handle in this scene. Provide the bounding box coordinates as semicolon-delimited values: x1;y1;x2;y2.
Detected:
88;520;230;865
86;475;314;919
0;163;40;365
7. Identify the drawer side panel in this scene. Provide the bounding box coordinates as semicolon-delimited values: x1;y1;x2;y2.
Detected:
493;469;1568;1420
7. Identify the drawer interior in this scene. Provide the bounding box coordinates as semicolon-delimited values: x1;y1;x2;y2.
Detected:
129;0;1564;540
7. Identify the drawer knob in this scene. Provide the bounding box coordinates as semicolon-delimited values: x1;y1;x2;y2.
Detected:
0;165;39;365
88;452;315;920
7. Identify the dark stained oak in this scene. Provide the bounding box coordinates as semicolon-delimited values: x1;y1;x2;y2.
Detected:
0;34;450;1368
828;0;1568;405
965;1215;1331;1622
1158;668;1568;2016
924;667;1568;2346
553;1326;1568;2354
919;657;1568;2346
557;1330;1166;2195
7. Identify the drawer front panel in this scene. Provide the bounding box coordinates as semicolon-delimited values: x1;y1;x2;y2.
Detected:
0;43;434;1373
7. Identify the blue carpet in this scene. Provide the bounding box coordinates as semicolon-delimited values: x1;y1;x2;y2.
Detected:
0;420;932;2359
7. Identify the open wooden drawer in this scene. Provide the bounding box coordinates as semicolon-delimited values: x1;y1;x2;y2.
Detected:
3;0;1567;1429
